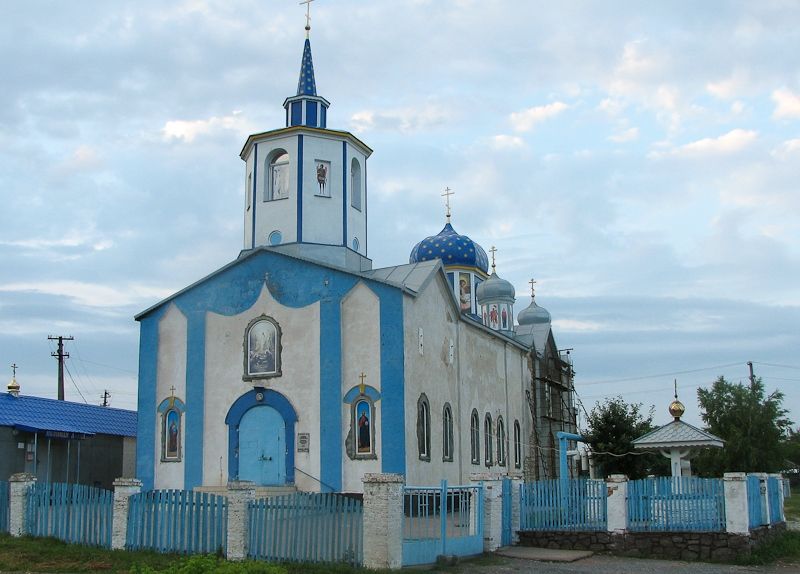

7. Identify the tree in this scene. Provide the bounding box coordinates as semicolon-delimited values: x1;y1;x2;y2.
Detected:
584;396;667;479
694;376;793;475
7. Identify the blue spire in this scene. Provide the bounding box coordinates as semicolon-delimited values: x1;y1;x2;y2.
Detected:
296;38;317;96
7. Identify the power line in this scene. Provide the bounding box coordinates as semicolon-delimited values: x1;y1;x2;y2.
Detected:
71;357;137;376
577;362;744;387
63;362;88;404
753;361;800;371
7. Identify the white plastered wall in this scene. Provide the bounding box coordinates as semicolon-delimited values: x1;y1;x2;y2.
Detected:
154;303;187;489
340;282;382;492
203;284;321;489
248;135;299;248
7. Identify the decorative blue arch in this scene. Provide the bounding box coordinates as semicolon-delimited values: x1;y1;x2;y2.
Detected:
225;389;298;484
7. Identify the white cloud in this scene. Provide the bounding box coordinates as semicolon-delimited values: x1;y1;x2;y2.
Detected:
489;134;525;150
597;98;626;117
349;103;453;134
706;70;749;100
649;129;757;159
772;88;800;119
510;102;569;132
552;318;603;332
608;127;639;143
162;110;252;142
771;138;800;160
0;281;172;308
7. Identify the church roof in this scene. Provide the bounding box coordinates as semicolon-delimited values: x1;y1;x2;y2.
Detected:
297;38;317;96
0;392;137;437
409;223;489;273
361;259;441;295
632;419;724;450
239;125;372;160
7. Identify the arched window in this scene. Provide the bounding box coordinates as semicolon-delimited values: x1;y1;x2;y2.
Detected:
266;151;290;201
158;396;185;463
350;158;362;210
442;403;454;462
244;316;282;380
514;420;522;469
484;413;493;467
470;409;480;465
417;394;430;461
354;398;374;456
497;417;506;467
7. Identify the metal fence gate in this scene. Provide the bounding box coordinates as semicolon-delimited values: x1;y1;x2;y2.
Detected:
627;477;725;532
25;482;113;547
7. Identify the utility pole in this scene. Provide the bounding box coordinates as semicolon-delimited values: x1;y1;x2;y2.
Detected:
747;360;756;390
48;335;74;400
101;389;111;407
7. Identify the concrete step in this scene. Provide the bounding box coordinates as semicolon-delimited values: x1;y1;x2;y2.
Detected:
194;485;299;498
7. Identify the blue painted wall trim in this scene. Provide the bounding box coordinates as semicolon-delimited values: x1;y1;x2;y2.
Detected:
291;101;302;126
297;135;304;243
319;298;342;492
225;389;298;483
251;143;258;249
184;310;206;489
306;101;318;127
135;306;167;491
321;105;327;129
342;142;347;247
364;159;368;257
157;397;186;414
343;384;381;404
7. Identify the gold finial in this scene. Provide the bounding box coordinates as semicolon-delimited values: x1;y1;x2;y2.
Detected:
668;379;685;420
489;246;497;272
8;363;20;396
300;0;315;37
11;363;17;378
528;278;537;298
358;372;367;395
441;187;454;222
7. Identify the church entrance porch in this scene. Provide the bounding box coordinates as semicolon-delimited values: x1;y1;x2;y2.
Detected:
238;405;286;485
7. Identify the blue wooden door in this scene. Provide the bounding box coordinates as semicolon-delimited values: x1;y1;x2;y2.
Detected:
239;406;286;485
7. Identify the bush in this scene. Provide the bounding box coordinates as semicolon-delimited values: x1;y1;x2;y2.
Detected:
132;555;287;574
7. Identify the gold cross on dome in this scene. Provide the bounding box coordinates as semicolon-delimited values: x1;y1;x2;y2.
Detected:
441;187;454;221
11;363;17;378
358;372;367;395
528;278;536;297
300;0;315;36
489;246;497;271
169;385;176;398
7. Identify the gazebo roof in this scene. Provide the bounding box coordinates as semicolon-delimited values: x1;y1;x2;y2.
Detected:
633;419;724;450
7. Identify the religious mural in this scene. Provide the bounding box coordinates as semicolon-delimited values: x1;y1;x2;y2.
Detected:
246;317;280;377
500;306;509;330
458;272;471;312
270;153;289;200
355;399;372;454
315;160;330;197
489;304;499;330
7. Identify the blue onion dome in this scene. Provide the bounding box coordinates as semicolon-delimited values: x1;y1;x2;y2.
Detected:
518;296;551;325
409;223;489;273
476;272;515;305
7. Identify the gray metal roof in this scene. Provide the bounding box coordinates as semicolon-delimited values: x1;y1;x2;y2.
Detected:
633;419;724;450
361;259;440;294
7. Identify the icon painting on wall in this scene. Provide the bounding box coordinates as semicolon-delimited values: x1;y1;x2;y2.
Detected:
166;409;180;459
489;304;499;330
459;272;471;312
248;319;277;375
316;160;330;196
356;400;372;453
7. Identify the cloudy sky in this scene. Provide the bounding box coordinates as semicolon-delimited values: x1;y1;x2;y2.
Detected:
1;0;799;429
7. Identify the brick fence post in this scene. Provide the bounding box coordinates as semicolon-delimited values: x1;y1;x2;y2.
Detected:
112;477;142;550
606;474;628;534
511;478;524;545
8;473;36;537
723;472;749;534
225;480;256;561
362;473;404;570
470;472;503;552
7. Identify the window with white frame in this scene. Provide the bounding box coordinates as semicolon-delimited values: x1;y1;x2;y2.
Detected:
484;413;493;466
442;403;454;462
417;394;431;461
470;409;480;464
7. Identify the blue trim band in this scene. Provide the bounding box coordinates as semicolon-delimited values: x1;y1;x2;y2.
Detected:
297;135;303;243
158;397;186;414
319;299;343;492
225;389;298;483
251;144;258;249
364;159;368;257
343;385;381;403
342;142;347;247
184;310;206;489
135;307;167;491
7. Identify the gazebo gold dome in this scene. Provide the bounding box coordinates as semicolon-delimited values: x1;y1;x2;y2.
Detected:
669;399;685;419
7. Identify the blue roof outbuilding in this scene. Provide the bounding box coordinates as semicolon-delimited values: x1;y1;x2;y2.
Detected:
0;393;137;437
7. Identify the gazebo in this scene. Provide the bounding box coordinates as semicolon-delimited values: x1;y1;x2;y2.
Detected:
632;388;724;477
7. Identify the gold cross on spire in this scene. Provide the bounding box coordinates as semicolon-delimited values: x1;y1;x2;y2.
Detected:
489;246;497;272
300;0;315;37
358;372;367;395
11;363;17;378
528;278;536;297
441;187;454;222
169;385;176;398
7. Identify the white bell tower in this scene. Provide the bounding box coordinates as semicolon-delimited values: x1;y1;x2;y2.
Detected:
239;25;372;272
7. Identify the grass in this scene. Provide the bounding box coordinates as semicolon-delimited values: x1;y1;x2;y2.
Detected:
0;535;394;574
784;489;800;522
735;530;800;566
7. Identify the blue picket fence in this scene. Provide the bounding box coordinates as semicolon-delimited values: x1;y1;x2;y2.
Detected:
25;482;113;547
402;481;484;566
0;481;8;533
126;489;227;555
520;479;607;531
747;474;767;529
628;477;725;532
248;492;362;566
767;476;782;524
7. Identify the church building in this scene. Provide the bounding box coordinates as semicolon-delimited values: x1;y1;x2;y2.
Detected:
135;30;577;493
